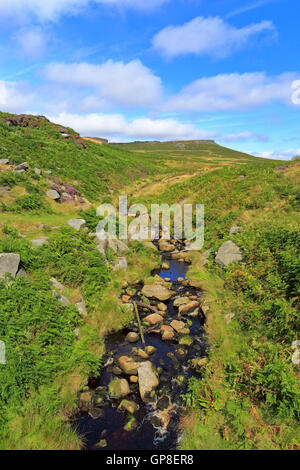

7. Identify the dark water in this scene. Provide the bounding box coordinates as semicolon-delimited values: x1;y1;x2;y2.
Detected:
73;256;207;450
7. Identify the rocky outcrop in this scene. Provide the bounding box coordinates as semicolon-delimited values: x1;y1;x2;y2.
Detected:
215;240;242;267
138;361;159;402
0;253;20;279
141;284;173;301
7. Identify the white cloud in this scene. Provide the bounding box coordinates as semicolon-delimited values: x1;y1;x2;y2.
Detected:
43;60;162;108
152;16;276;59
46;112;218;140
220;132;268;143
0;81;34;112
0;0;167;23
164;72;299;112
14;28;47;59
251;148;300;160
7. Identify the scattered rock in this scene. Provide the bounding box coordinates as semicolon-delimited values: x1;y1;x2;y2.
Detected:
118;399;139;414
158;240;175;252
225;313;235;324
112;366;122;375
179;301;199;316
50;277;65;292
57;295;70;306
170;320;185;332
160;325;175;340
157;302;167;311
0;159;9;165
31;238;47;247
68;219;86;231
108;378;130;399
173;297;190;307
118;356;140;375
125;332;139;343
130;375;138;383
112;257;128;271
34;168;42;175
136;349;149;359
13;162;29;172
229;226;241;235
0;253;20;279
47;189;60;200
75;299;87;317
141;284;173;301
138;361;159;402
145;346;156;356
215;240;242;267
143;313;164;325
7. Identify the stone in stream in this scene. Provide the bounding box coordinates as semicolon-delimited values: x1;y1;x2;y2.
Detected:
136;349;149;359
179;301;199;316
161;261;170;270
157;302;167;311
145;346;156;356
215;240;242;267
130;376;138;383
170;320;185;332
158;240;175;252
141;284;173;301
173;297;190;307
118;356;140;375
108;378;130;399
160;325;175;341
0;253;20;279
138;361;159;402
143;313;164;325
179;336;193;347
125;332;139;343
112;366;122;376
68;218;86;231
118;399;139;414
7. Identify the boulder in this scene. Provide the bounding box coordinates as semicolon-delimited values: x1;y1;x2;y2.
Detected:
142;284;173;301
68;219;86;231
47;189;60;200
157;302;167;311
34;168;42;175
109;378;130;399
118;356;140;375
0;159;9;165
215;240;242;267
143;313;164;325
13;162;29;172
50;277;65;292
0;253;20;279
138;361;159;402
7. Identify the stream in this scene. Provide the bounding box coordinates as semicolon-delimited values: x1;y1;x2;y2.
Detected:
73;245;207;450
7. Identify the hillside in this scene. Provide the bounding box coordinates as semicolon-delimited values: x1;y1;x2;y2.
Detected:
0;112;299;450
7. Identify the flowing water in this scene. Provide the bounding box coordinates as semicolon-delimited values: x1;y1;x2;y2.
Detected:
73;251;207;450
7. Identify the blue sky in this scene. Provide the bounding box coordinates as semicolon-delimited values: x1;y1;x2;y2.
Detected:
0;0;300;159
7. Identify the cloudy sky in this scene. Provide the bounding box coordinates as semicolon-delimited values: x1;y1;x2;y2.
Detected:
0;0;299;159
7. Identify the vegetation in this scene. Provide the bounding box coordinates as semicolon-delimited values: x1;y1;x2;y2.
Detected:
0;112;299;449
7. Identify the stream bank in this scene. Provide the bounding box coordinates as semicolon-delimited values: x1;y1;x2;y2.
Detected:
73;241;208;450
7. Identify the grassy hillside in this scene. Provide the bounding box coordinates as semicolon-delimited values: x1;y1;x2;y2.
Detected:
0;112;299;450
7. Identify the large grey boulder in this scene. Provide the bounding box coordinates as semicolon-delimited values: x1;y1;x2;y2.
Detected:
215;241;242;267
138;361;159;402
0;253;20;279
142;284;173;301
0;159;9;165
47;189;60;200
68;219;86;231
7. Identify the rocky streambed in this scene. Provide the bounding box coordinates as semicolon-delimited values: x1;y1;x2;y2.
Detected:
73;240;208;450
